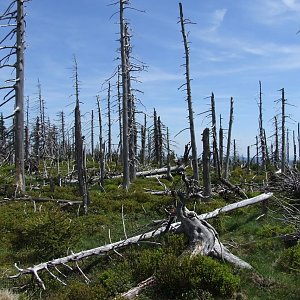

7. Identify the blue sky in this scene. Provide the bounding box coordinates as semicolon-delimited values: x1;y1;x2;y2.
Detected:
1;0;300;157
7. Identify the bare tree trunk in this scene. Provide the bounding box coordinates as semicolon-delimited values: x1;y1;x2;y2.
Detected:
219;114;223;173
224;97;233;179
280;88;286;173
15;0;25;193
287;128;290;168
211;93;221;178
247;145;250;174
179;2;199;182
120;0;130;189
91;109;94;158
73;57;89;213
96;95;105;192
274;116;279;167
107;81;112;163
293;130;297;169
140;114;146;165
202;128;211;198
166;127;172;180
258;81;266;174
117;66;123;164
24;96;29;162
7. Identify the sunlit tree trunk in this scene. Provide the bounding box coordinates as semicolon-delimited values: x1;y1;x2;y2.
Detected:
179;2;199;181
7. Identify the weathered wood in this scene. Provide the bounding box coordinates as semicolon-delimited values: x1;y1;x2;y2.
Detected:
179;2;199;182
202;128;211;198
120;276;156;299
10;192;273;288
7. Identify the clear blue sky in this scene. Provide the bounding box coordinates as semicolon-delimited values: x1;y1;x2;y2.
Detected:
1;0;300;157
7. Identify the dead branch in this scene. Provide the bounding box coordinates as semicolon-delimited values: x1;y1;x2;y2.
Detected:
10;192;273;288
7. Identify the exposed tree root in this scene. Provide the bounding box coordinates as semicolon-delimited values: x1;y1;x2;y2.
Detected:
10;192;272;289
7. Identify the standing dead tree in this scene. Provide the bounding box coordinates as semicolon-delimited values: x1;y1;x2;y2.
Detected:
224;97;234;179
96;95;105;192
0;0;28;192
73;57;90;214
202;128;211;198
119;0;130;188
211;93;221;178
258;81;267;175
276;88;287;173
178;2;199;182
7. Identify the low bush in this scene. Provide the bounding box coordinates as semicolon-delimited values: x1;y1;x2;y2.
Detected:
155;253;240;299
277;243;300;273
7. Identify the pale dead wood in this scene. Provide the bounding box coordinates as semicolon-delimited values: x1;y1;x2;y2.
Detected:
10;192;273;289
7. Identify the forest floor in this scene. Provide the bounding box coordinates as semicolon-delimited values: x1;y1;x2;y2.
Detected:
0;163;299;299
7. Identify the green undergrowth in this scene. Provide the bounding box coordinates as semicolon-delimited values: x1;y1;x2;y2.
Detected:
0;164;299;299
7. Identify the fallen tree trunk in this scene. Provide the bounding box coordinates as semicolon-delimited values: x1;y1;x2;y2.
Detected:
10;192;273;289
111;165;185;179
220;177;248;199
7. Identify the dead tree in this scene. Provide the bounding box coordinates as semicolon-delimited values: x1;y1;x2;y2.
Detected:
178;2;199;182
140;113;146;165
224;97;234;179
0;0;27;192
211;93;221;178
24;96;29;162
107;81;112;163
219;114;224;173
117;66;123;164
73;57;89;213
258;81;267;174
274;116;279;166
119;0;130;188
91;109;94;158
202;128;211;198
96;95;105;191
10;193;273;289
277;88;286;173
293;130;297;169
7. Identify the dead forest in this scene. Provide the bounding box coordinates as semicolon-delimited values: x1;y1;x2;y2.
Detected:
0;1;299;299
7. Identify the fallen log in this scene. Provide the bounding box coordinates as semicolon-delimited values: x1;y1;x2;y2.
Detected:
111;165;185;179
10;192;273;289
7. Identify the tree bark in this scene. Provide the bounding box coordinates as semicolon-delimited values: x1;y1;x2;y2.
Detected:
224;97;233;179
120;0;130;189
179;2;199;182
202;128;211;198
15;0;25;193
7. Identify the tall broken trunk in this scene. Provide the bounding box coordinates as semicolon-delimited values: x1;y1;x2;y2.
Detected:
280;88;286;173
179;2;199;182
202;128;211;198
211;93;221;178
73;57;89;214
140;114;147;165
107;81;112;163
219;114;224;174
120;0;130;189
258;81;267;174
15;0;25;193
96;95;105;192
224;97;234;179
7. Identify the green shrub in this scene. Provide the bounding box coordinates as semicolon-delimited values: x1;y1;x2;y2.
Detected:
46;280;107;300
155;253;240;298
277;243;300;273
98;261;132;296
10;208;80;262
130;248;163;282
